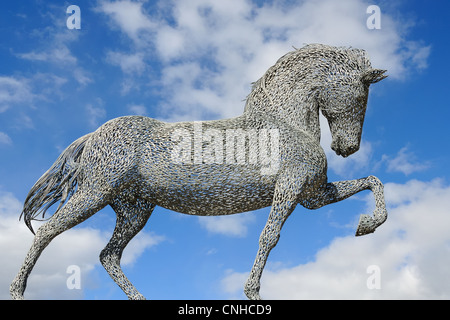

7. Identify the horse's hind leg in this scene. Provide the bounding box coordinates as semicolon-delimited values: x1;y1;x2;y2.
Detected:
10;189;107;299
100;196;155;300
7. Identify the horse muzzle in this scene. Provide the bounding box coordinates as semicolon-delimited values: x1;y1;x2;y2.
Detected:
331;140;360;158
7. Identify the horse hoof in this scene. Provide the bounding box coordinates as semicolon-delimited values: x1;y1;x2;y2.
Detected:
10;288;24;300
244;286;262;300
128;293;146;300
10;280;25;300
355;214;376;236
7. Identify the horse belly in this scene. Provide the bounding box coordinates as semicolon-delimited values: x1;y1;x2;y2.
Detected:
139;165;276;216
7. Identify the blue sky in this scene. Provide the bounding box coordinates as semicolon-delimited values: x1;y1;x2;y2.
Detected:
1;0;450;299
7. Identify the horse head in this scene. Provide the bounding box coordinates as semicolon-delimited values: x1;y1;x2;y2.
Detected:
318;59;387;158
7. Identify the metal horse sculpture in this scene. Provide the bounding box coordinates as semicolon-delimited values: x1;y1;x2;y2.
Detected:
11;44;388;300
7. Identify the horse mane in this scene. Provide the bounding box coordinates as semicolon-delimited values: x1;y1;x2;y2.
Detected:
244;44;372;112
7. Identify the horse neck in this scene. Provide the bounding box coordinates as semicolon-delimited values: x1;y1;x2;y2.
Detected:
244;88;321;142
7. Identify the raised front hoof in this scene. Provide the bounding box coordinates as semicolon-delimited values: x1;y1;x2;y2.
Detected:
355;214;376;236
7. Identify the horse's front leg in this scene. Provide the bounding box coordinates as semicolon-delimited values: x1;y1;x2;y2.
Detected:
244;187;298;300
302;175;388;236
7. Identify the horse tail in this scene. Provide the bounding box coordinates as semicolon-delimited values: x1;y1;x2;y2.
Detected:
20;133;93;234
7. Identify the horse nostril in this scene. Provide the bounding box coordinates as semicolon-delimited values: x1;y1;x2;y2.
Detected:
348;145;359;155
331;139;339;152
333;147;342;156
331;138;343;156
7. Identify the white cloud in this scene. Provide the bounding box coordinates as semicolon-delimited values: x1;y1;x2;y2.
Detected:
402;41;432;71
106;51;147;75
97;0;429;122
221;178;450;299
105;50;148;94
0;76;35;113
16;20;80;67
0;188;164;299
198;213;256;238
18;46;77;65
121;231;165;266
0;189;22;214
73;68;93;87
382;146;429;175
15;14;93;87
97;0;155;44
0;73;71;130
0;132;12;145
86;98;107;128
128;104;147;116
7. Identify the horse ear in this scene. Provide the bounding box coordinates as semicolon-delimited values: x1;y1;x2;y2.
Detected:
362;69;387;84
